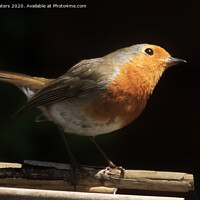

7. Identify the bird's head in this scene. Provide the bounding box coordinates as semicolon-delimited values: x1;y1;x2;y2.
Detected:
105;43;186;96
112;44;186;72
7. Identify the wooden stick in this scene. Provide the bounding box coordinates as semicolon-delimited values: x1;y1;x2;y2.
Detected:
0;161;194;193
0;187;184;200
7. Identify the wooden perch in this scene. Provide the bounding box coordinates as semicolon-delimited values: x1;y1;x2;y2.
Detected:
0;187;185;200
0;160;194;194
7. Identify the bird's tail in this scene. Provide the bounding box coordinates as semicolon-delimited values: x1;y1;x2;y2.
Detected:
0;71;51;89
0;71;53;98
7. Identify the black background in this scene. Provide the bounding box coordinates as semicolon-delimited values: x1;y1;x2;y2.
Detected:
0;1;199;199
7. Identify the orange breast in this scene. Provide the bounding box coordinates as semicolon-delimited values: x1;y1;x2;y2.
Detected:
84;60;152;128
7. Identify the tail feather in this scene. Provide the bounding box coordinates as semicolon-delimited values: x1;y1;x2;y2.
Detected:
0;71;52;90
0;71;54;117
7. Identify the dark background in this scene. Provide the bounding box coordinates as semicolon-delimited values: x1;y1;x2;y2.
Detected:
0;1;199;199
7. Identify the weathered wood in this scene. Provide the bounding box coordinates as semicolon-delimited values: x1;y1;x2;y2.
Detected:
0;178;117;194
0;161;194;193
0;162;22;168
0;187;184;200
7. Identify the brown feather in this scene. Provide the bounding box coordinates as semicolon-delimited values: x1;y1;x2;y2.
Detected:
0;71;52;90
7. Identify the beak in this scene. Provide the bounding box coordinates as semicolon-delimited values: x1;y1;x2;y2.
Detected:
163;57;187;67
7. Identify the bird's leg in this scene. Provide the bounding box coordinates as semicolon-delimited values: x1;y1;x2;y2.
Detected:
57;127;82;191
89;136;125;176
58;127;80;171
89;136;115;168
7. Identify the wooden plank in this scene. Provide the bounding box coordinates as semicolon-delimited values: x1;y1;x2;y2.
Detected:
0;187;185;200
0;162;22;168
0;161;194;193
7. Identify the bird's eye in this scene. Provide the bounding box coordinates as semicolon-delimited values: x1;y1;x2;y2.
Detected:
144;48;154;56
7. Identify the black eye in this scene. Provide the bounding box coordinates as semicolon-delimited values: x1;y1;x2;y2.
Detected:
144;48;154;56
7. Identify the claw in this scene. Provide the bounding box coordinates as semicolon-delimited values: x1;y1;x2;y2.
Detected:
104;165;125;177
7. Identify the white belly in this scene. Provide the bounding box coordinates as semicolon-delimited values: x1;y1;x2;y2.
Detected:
41;101;122;136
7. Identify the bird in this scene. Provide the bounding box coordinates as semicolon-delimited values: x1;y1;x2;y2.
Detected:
0;43;186;170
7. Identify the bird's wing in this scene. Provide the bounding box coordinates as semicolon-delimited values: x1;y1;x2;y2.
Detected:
14;59;103;116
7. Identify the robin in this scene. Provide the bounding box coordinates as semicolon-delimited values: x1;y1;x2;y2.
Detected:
0;43;186;170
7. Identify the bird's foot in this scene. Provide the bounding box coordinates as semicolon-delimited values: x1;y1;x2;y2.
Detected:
70;159;86;190
105;161;125;178
70;158;81;173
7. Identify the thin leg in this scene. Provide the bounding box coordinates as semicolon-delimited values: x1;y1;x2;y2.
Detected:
89;136;116;168
90;136;125;176
58;127;80;170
